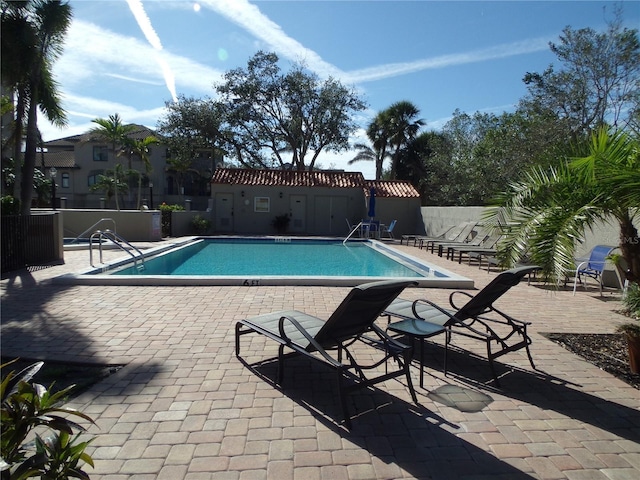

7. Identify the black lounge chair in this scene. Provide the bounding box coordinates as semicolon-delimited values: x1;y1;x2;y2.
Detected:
235;280;418;428
383;266;540;386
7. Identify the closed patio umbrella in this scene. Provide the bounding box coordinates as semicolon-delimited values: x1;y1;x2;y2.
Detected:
368;187;376;220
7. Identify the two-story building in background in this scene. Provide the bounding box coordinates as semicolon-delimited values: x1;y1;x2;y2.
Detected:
40;125;220;210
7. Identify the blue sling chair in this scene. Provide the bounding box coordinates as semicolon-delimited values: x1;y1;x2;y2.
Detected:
235;280;418;428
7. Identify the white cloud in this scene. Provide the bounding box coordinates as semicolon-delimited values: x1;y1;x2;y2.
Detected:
40;93;167;141
343;37;552;84
199;0;346;79
104;73;164;86
56;20;222;95
125;0;177;102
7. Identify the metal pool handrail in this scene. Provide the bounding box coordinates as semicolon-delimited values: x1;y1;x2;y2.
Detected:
343;221;364;245
90;229;145;271
68;218;116;244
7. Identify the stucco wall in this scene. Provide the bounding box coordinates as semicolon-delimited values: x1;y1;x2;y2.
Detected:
57;209;162;242
208;185;421;236
420;206;637;257
420;206;638;288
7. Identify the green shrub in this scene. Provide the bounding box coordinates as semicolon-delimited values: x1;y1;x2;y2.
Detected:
191;215;211;235
623;282;640;319
1;196;20;216
271;213;290;233
158;203;185;237
157;203;184;212
1;360;96;479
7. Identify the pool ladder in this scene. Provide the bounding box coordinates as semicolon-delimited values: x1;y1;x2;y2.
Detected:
90;229;145;271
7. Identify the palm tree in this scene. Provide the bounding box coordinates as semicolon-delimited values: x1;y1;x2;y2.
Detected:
383;101;424;180
89;114;135;156
89;164;129;209
122;135;158;208
348;112;391;180
1;0;73;215
484;128;639;286
89;114;135;210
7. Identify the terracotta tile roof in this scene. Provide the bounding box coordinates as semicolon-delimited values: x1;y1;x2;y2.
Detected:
211;169;366;188
364;180;420;198
211;168;420;198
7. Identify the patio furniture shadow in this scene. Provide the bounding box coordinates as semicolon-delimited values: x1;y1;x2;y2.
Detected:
415;341;640;444
243;355;536;480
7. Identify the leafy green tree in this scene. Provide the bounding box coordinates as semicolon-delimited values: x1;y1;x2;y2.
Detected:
521;10;639;141
215;51;366;171
158;95;227;161
485;128;639;286
1;0;72;215
409;131;455;206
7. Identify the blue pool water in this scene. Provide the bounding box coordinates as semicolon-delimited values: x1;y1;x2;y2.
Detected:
114;238;422;277
61;237;473;287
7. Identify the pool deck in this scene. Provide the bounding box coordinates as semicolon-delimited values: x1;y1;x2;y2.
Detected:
1;239;639;480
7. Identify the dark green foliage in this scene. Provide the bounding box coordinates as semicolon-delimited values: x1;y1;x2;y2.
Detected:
191;214;211;235
1;360;95;479
271;214;290;234
1;196;20;216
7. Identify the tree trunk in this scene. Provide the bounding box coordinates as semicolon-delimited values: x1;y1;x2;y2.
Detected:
12;92;26;205
20;98;39;215
618;213;639;285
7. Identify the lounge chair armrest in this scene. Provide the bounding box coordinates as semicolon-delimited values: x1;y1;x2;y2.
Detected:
370;324;412;352
574;260;587;272
411;298;453;319
277;314;342;368
448;290;474;311
489;306;532;327
409;299;490;338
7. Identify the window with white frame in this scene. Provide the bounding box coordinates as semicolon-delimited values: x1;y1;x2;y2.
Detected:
254;196;270;212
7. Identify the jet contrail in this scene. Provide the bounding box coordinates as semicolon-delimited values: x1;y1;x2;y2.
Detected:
125;0;178;102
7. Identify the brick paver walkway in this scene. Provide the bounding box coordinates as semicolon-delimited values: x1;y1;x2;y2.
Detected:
2;240;639;479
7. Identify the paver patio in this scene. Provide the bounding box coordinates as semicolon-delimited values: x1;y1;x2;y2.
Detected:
1;240;639;479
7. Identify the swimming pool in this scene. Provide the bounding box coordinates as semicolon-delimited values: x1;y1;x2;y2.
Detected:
56;237;473;288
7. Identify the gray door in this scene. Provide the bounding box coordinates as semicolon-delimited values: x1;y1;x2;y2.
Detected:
314;196;348;235
289;195;306;233
215;193;233;232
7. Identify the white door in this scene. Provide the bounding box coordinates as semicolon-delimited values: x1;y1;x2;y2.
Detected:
215;193;233;232
289;195;306;233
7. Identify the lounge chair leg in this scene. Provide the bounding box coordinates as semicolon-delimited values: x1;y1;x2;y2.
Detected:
486;344;501;387
419;338;425;388
336;369;351;429
525;342;536;370
234;323;241;356
404;350;418;403
443;329;450;377
277;344;285;384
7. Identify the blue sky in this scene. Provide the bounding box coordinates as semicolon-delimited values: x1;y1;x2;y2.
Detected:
43;0;640;179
